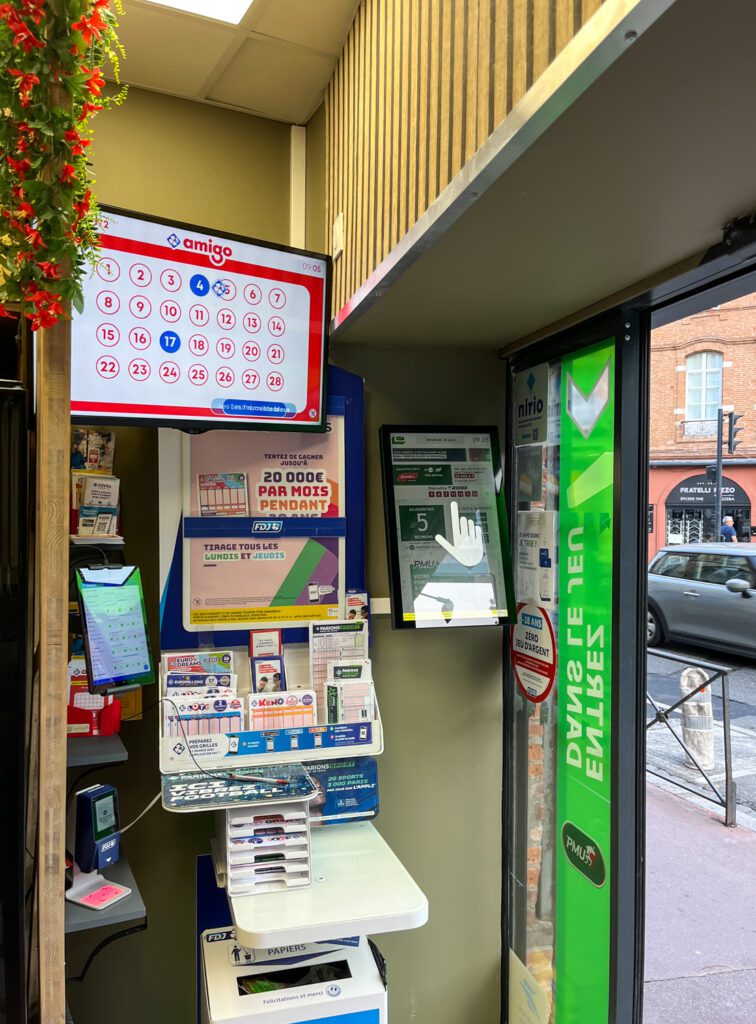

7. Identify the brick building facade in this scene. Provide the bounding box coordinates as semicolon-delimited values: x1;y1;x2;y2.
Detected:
649;292;756;558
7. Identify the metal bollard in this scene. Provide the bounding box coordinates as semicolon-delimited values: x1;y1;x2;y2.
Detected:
679;667;715;770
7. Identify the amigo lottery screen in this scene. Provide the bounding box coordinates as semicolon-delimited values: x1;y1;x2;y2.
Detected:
71;208;329;430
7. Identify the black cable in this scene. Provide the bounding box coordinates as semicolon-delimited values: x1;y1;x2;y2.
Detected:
65;921;148;983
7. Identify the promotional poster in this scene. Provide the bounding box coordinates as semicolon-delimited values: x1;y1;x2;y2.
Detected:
182;419;345;630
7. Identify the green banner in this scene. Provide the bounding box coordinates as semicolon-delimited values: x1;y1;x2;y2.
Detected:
556;339;615;1024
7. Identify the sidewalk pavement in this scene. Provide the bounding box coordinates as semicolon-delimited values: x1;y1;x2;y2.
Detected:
644;782;756;1024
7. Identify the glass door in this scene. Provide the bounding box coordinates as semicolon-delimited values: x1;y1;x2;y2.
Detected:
505;313;648;1024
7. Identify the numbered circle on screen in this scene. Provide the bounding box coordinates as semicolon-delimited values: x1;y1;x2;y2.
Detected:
96;257;120;282
268;316;285;338
160;268;182;292
188;364;208;387
242;369;260;390
96;291;120;315
129;263;152;287
95;355;119;380
242;341;261;362
97;324;120;348
128;358;151;381
216;338;236;359
129;327;151;351
190;274;210;297
160;299;181;323
217;307;236;331
243;312;261;334
189;304;209;327
189;334;209;357
129;295;152;319
267;371;284;392
244;283;262;305
215;366;235;389
159;361;180;384
267;344;285;365
215;279;236;300
268;287;286;309
160;331;181;353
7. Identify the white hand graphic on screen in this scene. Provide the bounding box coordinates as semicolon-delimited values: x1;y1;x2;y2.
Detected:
435;501;485;567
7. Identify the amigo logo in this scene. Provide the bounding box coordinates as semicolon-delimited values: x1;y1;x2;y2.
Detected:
183;236;234;267
561;822;606;887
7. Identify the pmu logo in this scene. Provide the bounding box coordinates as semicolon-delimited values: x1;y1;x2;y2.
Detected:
562;822;606;887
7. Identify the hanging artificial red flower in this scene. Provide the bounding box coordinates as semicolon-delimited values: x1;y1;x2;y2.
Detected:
81;65;106;96
37;261;62;279
0;0;127;330
71;6;107;46
8;67;39;105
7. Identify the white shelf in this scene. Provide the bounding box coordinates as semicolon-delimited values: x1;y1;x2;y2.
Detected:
228;822;427;948
70;535;124;546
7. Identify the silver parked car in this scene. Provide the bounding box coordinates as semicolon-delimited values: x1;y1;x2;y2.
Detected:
647;542;756;656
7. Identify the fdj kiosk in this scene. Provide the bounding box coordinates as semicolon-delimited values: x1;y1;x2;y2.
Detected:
71;209;428;1023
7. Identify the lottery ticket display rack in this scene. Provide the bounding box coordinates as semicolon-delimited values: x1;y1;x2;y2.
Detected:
154;366;427;956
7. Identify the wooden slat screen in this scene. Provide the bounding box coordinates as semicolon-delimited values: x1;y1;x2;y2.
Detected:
325;0;606;316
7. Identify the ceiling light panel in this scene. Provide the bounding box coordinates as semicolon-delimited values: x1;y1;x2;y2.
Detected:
143;0;252;26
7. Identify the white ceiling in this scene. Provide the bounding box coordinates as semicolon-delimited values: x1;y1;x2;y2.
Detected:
116;0;359;123
331;0;756;349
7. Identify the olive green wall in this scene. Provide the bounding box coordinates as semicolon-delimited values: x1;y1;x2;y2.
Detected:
93;87;291;241
331;342;505;1024
66;88;291;1024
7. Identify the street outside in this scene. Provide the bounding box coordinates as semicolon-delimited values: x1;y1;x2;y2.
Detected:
645;642;756;1023
647;643;756;816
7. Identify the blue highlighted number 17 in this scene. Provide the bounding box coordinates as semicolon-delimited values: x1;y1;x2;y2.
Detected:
160;331;181;352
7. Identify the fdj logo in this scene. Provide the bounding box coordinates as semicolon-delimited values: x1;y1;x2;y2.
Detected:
562;822;606;887
252;521;283;534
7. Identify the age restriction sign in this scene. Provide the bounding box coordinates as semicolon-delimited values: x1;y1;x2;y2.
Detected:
511;601;556;703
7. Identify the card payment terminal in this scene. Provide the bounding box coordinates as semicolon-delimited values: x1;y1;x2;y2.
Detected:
66;784;131;911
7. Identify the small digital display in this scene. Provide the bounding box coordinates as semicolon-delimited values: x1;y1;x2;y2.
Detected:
76;566;154;689
93;794;117;840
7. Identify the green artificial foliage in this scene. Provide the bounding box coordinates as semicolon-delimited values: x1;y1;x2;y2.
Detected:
0;0;126;329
